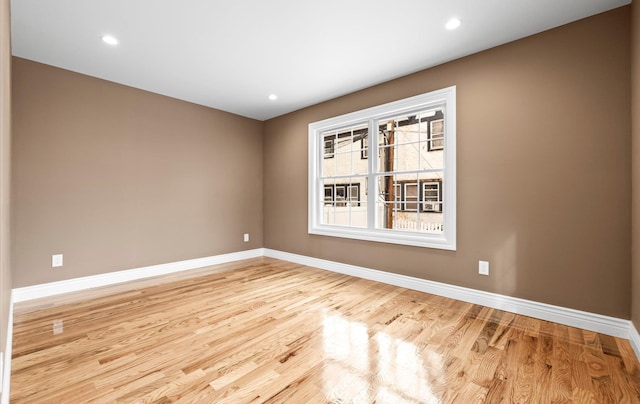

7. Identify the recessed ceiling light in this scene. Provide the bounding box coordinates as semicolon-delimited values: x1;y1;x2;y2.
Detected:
101;35;119;45
268;94;278;101
445;18;461;30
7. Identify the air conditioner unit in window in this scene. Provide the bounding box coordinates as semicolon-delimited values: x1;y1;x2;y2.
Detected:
424;202;442;212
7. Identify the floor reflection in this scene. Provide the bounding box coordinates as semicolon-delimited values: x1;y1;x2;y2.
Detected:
52;319;64;335
322;311;442;403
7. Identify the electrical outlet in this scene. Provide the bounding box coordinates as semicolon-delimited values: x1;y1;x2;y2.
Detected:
244;233;249;242
479;260;489;276
52;254;63;268
0;352;3;393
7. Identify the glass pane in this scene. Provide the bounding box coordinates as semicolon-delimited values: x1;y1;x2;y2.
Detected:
420;140;443;171
394;144;420;172
323;132;336;159
321;178;367;227
377;144;395;173
353;134;368;175
335;151;352;177
389;115;419;145
404;183;419;211
322;180;336;206
376;174;404;230
377;109;446;174
375;172;444;232
418;109;444;142
351;203;367;228
359;135;369;159
322;153;336;177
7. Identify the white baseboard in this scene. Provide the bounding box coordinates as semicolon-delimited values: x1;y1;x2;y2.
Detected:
263;249;636;342
1;293;13;404
12;249;264;303
628;321;640;361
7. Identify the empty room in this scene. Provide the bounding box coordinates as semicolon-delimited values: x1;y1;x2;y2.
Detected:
2;0;640;402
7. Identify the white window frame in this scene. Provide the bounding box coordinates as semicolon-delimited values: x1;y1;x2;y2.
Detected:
308;86;456;250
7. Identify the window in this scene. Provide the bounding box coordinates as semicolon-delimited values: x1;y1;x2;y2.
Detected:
361;136;368;159
404;183;419;211
428;118;444;151
308;87;456;250
324;183;360;207
324;138;335;159
387;179;442;212
422;181;442;212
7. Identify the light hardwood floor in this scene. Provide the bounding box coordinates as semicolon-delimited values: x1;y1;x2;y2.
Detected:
10;257;640;403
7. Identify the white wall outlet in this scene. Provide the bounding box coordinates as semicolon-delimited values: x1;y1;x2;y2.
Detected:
243;233;249;242
52;254;63;268
479;260;489;276
0;352;3;393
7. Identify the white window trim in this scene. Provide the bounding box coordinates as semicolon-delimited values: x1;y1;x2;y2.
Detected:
308;86;456;250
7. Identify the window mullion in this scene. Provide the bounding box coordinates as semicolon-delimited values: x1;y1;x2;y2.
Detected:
367;118;377;230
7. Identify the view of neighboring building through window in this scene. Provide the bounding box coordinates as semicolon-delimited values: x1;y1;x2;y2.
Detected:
309;87;456;249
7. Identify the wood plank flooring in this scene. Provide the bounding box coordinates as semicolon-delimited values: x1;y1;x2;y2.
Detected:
10;257;640;403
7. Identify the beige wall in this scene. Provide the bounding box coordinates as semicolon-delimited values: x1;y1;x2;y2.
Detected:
0;0;12;395
264;7;632;318
632;1;640;329
11;58;264;287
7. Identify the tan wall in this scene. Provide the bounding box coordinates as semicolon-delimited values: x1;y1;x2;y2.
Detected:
632;1;640;328
0;0;12;394
11;58;264;287
264;7;632;318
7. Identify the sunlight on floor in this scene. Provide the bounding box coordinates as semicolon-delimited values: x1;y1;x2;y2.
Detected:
322;311;442;403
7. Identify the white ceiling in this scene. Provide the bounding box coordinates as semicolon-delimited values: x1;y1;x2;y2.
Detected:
10;0;630;121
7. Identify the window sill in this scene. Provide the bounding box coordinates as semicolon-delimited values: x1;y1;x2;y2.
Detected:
308;226;456;250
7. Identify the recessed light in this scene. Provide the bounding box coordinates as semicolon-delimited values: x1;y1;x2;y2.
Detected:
445;18;461;30
101;35;119;45
268;94;278;101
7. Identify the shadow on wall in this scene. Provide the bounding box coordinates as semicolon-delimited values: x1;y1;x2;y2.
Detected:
493;232;518;295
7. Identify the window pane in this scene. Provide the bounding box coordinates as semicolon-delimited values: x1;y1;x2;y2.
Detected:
388;115;419;145
375;172;443;233
323;132;336;158
321;178;367;227
354;133;369;174
394;144;420;172
360;135;369;159
420;141;443;171
376;174;404;230
404;183;419;211
350;203;367;228
322;153;336;177
322;179;336;206
377;110;445;173
335;151;352;177
378;144;395;173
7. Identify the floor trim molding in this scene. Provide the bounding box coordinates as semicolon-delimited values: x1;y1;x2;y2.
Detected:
263;249;634;342
12;249;264;303
1;293;13;404
628;321;640;361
